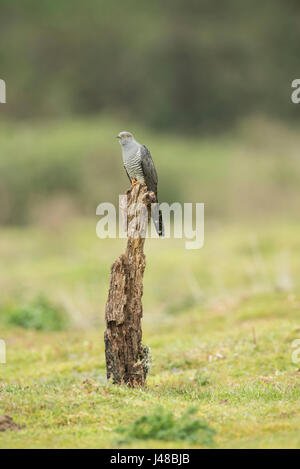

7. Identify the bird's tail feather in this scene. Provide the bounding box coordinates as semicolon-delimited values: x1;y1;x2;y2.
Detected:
158;209;164;237
151;204;164;237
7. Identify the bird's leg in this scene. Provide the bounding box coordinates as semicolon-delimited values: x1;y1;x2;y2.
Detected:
131;178;138;186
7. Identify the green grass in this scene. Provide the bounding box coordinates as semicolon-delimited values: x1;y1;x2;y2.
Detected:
0;220;299;448
116;407;216;446
2;295;69;331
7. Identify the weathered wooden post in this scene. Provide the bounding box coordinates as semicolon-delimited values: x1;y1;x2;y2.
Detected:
104;182;154;386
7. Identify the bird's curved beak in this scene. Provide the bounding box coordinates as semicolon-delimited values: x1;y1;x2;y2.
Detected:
116;135;120;139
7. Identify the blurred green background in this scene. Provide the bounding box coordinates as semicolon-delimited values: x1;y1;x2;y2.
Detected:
1;0;300;129
0;1;300;450
0;0;299;315
0;0;300;225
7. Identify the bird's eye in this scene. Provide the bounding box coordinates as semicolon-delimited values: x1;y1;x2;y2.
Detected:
121;135;125;139
126;134;131;138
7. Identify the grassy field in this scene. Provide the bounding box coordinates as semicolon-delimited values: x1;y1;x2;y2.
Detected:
0;219;299;448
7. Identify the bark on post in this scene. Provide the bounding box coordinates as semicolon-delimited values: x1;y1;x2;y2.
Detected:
104;182;155;386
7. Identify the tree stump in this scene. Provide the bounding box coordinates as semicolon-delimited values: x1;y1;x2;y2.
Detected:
104;182;155;386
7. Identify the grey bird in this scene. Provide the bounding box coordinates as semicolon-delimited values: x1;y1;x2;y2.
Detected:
116;131;164;237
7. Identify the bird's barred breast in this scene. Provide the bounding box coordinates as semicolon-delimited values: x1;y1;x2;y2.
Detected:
124;152;145;182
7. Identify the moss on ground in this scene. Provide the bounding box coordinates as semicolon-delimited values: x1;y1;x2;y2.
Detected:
0;221;299;448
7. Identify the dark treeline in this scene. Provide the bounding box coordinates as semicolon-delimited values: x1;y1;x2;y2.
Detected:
0;0;299;133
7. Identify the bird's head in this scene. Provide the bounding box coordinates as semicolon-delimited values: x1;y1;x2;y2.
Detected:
116;131;134;146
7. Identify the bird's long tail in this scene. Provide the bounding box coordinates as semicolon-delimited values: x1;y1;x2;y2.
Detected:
151;204;164;237
158;209;164;237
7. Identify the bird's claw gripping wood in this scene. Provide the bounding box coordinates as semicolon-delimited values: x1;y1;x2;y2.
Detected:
131;177;138;186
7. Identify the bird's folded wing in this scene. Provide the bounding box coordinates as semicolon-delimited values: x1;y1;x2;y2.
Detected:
140;145;158;196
